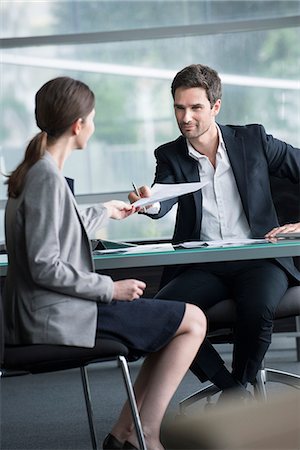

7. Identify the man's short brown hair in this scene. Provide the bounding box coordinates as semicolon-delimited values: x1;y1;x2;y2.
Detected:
171;64;222;107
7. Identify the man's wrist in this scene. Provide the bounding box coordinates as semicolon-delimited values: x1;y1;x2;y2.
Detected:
144;202;161;214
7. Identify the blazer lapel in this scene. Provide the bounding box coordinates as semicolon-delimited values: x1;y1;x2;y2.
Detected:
178;140;201;183
177;137;203;235
219;125;250;220
67;183;94;270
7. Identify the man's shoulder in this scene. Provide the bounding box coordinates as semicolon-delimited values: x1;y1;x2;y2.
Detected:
219;123;265;137
155;135;185;153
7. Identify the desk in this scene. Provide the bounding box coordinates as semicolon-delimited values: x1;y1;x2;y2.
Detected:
1;240;299;275
92;241;300;270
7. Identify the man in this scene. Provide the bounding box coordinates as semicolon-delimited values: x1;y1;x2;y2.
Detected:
129;64;300;398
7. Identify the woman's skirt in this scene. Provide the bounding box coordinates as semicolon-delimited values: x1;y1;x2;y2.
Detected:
97;297;185;360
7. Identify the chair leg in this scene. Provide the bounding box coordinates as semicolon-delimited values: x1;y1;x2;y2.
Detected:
253;366;300;403
118;355;147;450
179;384;220;415
254;368;267;401
80;366;98;450
296;317;300;362
264;367;300;389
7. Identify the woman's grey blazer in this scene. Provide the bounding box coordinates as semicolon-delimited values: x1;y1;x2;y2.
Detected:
4;152;114;348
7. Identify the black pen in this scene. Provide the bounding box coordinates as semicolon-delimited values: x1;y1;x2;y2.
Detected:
132;181;146;212
132;181;141;199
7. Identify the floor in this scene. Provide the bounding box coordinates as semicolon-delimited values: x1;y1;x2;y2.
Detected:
1;336;300;450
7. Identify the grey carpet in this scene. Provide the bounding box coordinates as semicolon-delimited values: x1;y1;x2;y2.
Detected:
1;337;299;450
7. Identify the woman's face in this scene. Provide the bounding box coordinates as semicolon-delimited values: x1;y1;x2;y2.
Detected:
76;108;95;149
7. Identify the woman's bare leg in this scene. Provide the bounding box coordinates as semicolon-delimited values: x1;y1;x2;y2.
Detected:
110;304;206;449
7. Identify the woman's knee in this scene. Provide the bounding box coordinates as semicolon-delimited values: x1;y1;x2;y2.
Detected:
184;303;207;339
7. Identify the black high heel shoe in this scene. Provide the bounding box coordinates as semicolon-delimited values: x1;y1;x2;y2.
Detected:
102;433;123;450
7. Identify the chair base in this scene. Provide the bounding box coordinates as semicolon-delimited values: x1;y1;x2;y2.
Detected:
118;355;147;450
1;355;147;450
81;356;147;450
179;367;300;414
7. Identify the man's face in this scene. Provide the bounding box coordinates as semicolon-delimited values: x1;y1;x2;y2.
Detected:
174;87;221;141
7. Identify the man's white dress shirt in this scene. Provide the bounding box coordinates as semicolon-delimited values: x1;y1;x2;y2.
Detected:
187;125;251;241
148;125;251;241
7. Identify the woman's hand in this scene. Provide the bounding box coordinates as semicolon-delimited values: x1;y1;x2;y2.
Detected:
265;222;300;239
103;200;136;220
113;279;146;301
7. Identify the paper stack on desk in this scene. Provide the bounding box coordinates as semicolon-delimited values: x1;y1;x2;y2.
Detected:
178;238;268;248
132;181;208;208
94;242;174;255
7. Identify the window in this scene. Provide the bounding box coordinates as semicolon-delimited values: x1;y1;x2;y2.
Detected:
1;0;299;241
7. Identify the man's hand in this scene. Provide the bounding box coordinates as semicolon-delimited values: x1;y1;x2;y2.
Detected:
113;279;146;301
103;200;136;220
128;185;152;209
265;222;300;239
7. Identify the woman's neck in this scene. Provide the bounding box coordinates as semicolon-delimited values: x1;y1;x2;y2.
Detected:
46;140;72;170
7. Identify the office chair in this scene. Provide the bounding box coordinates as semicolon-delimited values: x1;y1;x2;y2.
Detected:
179;287;300;413
0;295;147;450
180;175;300;413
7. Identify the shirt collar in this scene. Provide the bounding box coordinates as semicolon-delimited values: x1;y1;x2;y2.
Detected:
187;124;227;161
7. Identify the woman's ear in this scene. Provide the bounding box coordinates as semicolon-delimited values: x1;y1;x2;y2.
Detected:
72;118;83;136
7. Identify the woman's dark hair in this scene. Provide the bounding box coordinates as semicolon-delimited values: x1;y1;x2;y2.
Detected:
7;76;95;198
171;64;222;107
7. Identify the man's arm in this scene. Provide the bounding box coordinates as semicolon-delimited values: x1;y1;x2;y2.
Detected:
263;127;300;182
265;222;300;239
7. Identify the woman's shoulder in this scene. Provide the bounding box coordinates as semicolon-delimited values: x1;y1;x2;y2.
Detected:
25;155;64;192
30;152;62;176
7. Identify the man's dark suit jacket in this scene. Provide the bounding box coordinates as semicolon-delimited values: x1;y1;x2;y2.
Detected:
147;123;300;285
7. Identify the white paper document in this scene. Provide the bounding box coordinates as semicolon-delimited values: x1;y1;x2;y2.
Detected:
132;181;208;208
94;242;174;255
179;238;269;249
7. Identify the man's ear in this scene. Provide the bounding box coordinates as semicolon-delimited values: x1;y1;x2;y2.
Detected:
72;118;82;136
213;99;221;116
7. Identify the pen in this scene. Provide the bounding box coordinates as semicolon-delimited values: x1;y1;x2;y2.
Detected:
132;181;141;199
132;181;146;212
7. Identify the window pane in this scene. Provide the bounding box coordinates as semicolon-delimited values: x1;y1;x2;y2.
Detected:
1;0;299;37
1;1;299;242
2;28;299;193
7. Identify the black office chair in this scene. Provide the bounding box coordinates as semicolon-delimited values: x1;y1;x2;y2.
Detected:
179;286;300;413
0;295;147;450
180;175;300;413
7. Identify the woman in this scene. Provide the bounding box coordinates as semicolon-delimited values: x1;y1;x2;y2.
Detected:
4;77;207;450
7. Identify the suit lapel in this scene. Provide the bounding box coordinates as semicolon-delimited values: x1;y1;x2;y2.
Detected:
219;125;250;219
43;153;94;270
177;138;201;183
177;137;203;236
66;182;94;271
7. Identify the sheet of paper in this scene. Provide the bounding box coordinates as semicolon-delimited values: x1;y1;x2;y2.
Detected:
94;242;174;255
179;238;269;249
132;181;208;208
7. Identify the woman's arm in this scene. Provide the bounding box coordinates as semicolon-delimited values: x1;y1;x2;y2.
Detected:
24;171;113;302
80;200;135;236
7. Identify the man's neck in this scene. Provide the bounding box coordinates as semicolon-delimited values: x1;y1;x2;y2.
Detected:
188;124;219;167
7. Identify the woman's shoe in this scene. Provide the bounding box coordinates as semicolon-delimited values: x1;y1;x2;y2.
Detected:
102;433;123;450
123;441;139;450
